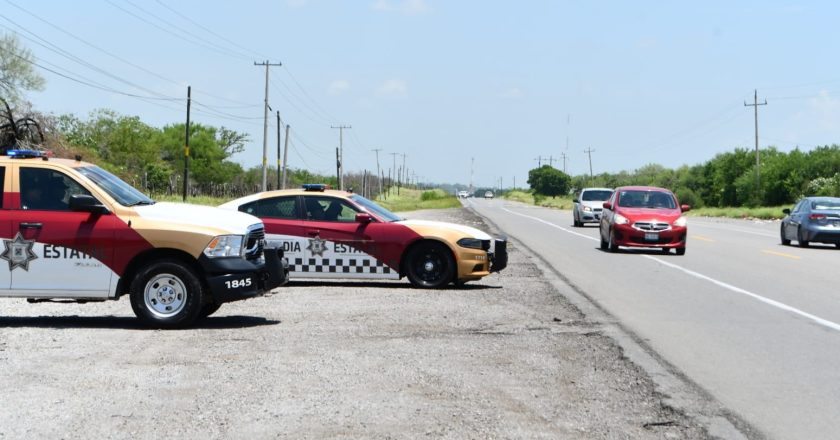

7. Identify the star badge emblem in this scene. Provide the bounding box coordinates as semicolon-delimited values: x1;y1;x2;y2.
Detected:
306;236;328;257
1;232;38;271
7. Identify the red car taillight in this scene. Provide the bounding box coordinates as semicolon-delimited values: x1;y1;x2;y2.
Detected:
809;214;826;221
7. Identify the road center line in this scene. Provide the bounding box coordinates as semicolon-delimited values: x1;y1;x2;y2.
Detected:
762;250;801;260
500;206;840;333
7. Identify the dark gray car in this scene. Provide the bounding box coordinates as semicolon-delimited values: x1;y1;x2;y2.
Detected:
781;196;840;248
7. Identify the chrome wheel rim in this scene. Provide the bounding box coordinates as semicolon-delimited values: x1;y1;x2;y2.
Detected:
144;273;187;317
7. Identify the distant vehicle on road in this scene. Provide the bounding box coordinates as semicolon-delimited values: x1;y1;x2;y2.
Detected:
484;191;494;199
780;196;840;248
458;190;470;198
599;186;690;255
573;187;613;227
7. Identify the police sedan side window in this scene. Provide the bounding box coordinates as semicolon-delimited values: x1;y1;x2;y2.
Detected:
256;196;299;219
304;196;359;222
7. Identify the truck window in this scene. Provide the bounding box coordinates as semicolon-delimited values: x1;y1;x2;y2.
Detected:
20;167;91;211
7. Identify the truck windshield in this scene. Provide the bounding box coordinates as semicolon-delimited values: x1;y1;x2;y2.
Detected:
76;166;155;207
349;194;401;222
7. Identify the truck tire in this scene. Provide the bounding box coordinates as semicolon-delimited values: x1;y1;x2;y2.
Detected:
200;302;222;318
130;259;204;329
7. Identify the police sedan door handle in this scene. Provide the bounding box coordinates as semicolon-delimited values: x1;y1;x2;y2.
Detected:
307;230;320;237
20;222;42;230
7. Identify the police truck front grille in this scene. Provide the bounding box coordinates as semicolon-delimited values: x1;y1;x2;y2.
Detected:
633;222;670;231
244;228;265;261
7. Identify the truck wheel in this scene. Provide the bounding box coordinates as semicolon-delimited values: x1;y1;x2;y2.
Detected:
130;260;204;328
405;242;455;288
200;302;222;318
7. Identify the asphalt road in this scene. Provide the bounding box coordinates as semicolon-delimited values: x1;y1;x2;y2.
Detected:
465;197;840;440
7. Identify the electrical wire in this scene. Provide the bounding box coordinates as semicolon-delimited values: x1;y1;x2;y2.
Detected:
105;0;250;61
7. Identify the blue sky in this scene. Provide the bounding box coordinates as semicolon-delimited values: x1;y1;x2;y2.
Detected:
5;1;840;188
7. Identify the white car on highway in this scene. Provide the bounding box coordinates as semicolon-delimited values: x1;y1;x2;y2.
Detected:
573;187;613;227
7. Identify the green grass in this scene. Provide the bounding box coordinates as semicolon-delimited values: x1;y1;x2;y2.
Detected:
687;206;789;220
502;190;575;209
153;194;231;206
376;188;461;212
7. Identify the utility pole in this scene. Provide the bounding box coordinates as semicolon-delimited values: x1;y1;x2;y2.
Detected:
470;157;474;194
400;153;407;190
281;124;290;189
547;155;557;168
331;125;351;190
335;148;341;188
254;60;282;191
560;152;568;174
389;152;399;195
584;147;595;179
276;111;281;190
744;89;767;200
372;148;382;197
534;156;543;167
183;85;191;202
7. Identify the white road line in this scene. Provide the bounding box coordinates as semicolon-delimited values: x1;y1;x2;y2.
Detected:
500;206;840;333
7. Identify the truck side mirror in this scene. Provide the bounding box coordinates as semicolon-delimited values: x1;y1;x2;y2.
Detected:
69;194;110;214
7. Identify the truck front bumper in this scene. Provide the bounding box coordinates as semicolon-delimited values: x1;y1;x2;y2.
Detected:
201;247;289;304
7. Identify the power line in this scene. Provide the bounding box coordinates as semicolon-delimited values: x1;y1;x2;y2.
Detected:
106;0;250;61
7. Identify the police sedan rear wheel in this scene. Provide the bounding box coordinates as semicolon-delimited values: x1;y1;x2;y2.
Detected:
405;242;455;289
130;260;204;328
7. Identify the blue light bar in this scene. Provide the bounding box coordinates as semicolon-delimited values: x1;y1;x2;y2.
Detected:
302;184;328;191
6;149;46;158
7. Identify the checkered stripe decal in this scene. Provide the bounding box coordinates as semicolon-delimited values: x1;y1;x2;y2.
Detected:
290;257;394;274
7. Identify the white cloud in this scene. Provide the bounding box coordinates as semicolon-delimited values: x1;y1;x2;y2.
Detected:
809;89;840;130
329;79;350;95
499;87;524;99
377;79;408;97
371;0;429;15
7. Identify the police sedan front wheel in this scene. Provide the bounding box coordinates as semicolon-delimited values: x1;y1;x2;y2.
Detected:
405;242;455;289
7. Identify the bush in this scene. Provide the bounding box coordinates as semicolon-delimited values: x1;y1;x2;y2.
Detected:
420;190;444;201
675;187;703;208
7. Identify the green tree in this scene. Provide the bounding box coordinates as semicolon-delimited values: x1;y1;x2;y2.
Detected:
0;34;45;104
527;165;571;197
156;123;246;186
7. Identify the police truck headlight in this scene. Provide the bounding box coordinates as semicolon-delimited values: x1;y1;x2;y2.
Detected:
457;238;483;249
203;235;245;258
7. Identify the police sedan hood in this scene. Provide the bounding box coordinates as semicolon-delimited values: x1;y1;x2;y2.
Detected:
397;219;492;240
133;202;262;235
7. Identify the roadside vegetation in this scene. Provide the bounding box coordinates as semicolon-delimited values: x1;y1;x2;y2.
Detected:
376;188;461;212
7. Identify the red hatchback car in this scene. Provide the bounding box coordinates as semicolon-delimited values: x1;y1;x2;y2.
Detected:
599;186;690;255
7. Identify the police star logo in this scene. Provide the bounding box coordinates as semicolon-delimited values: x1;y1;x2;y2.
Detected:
306;236;328;257
1;232;38;271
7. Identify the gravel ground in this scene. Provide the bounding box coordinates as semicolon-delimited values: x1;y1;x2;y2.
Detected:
0;207;711;439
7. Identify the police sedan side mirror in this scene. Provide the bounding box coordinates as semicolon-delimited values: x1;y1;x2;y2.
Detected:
69;194;110;214
355;213;372;223
782;208;791;215
573;198;580;203
681;204;691;212
602;202;612;210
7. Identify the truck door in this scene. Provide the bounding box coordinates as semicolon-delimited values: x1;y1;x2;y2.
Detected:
0;165;11;290
8;166;116;298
